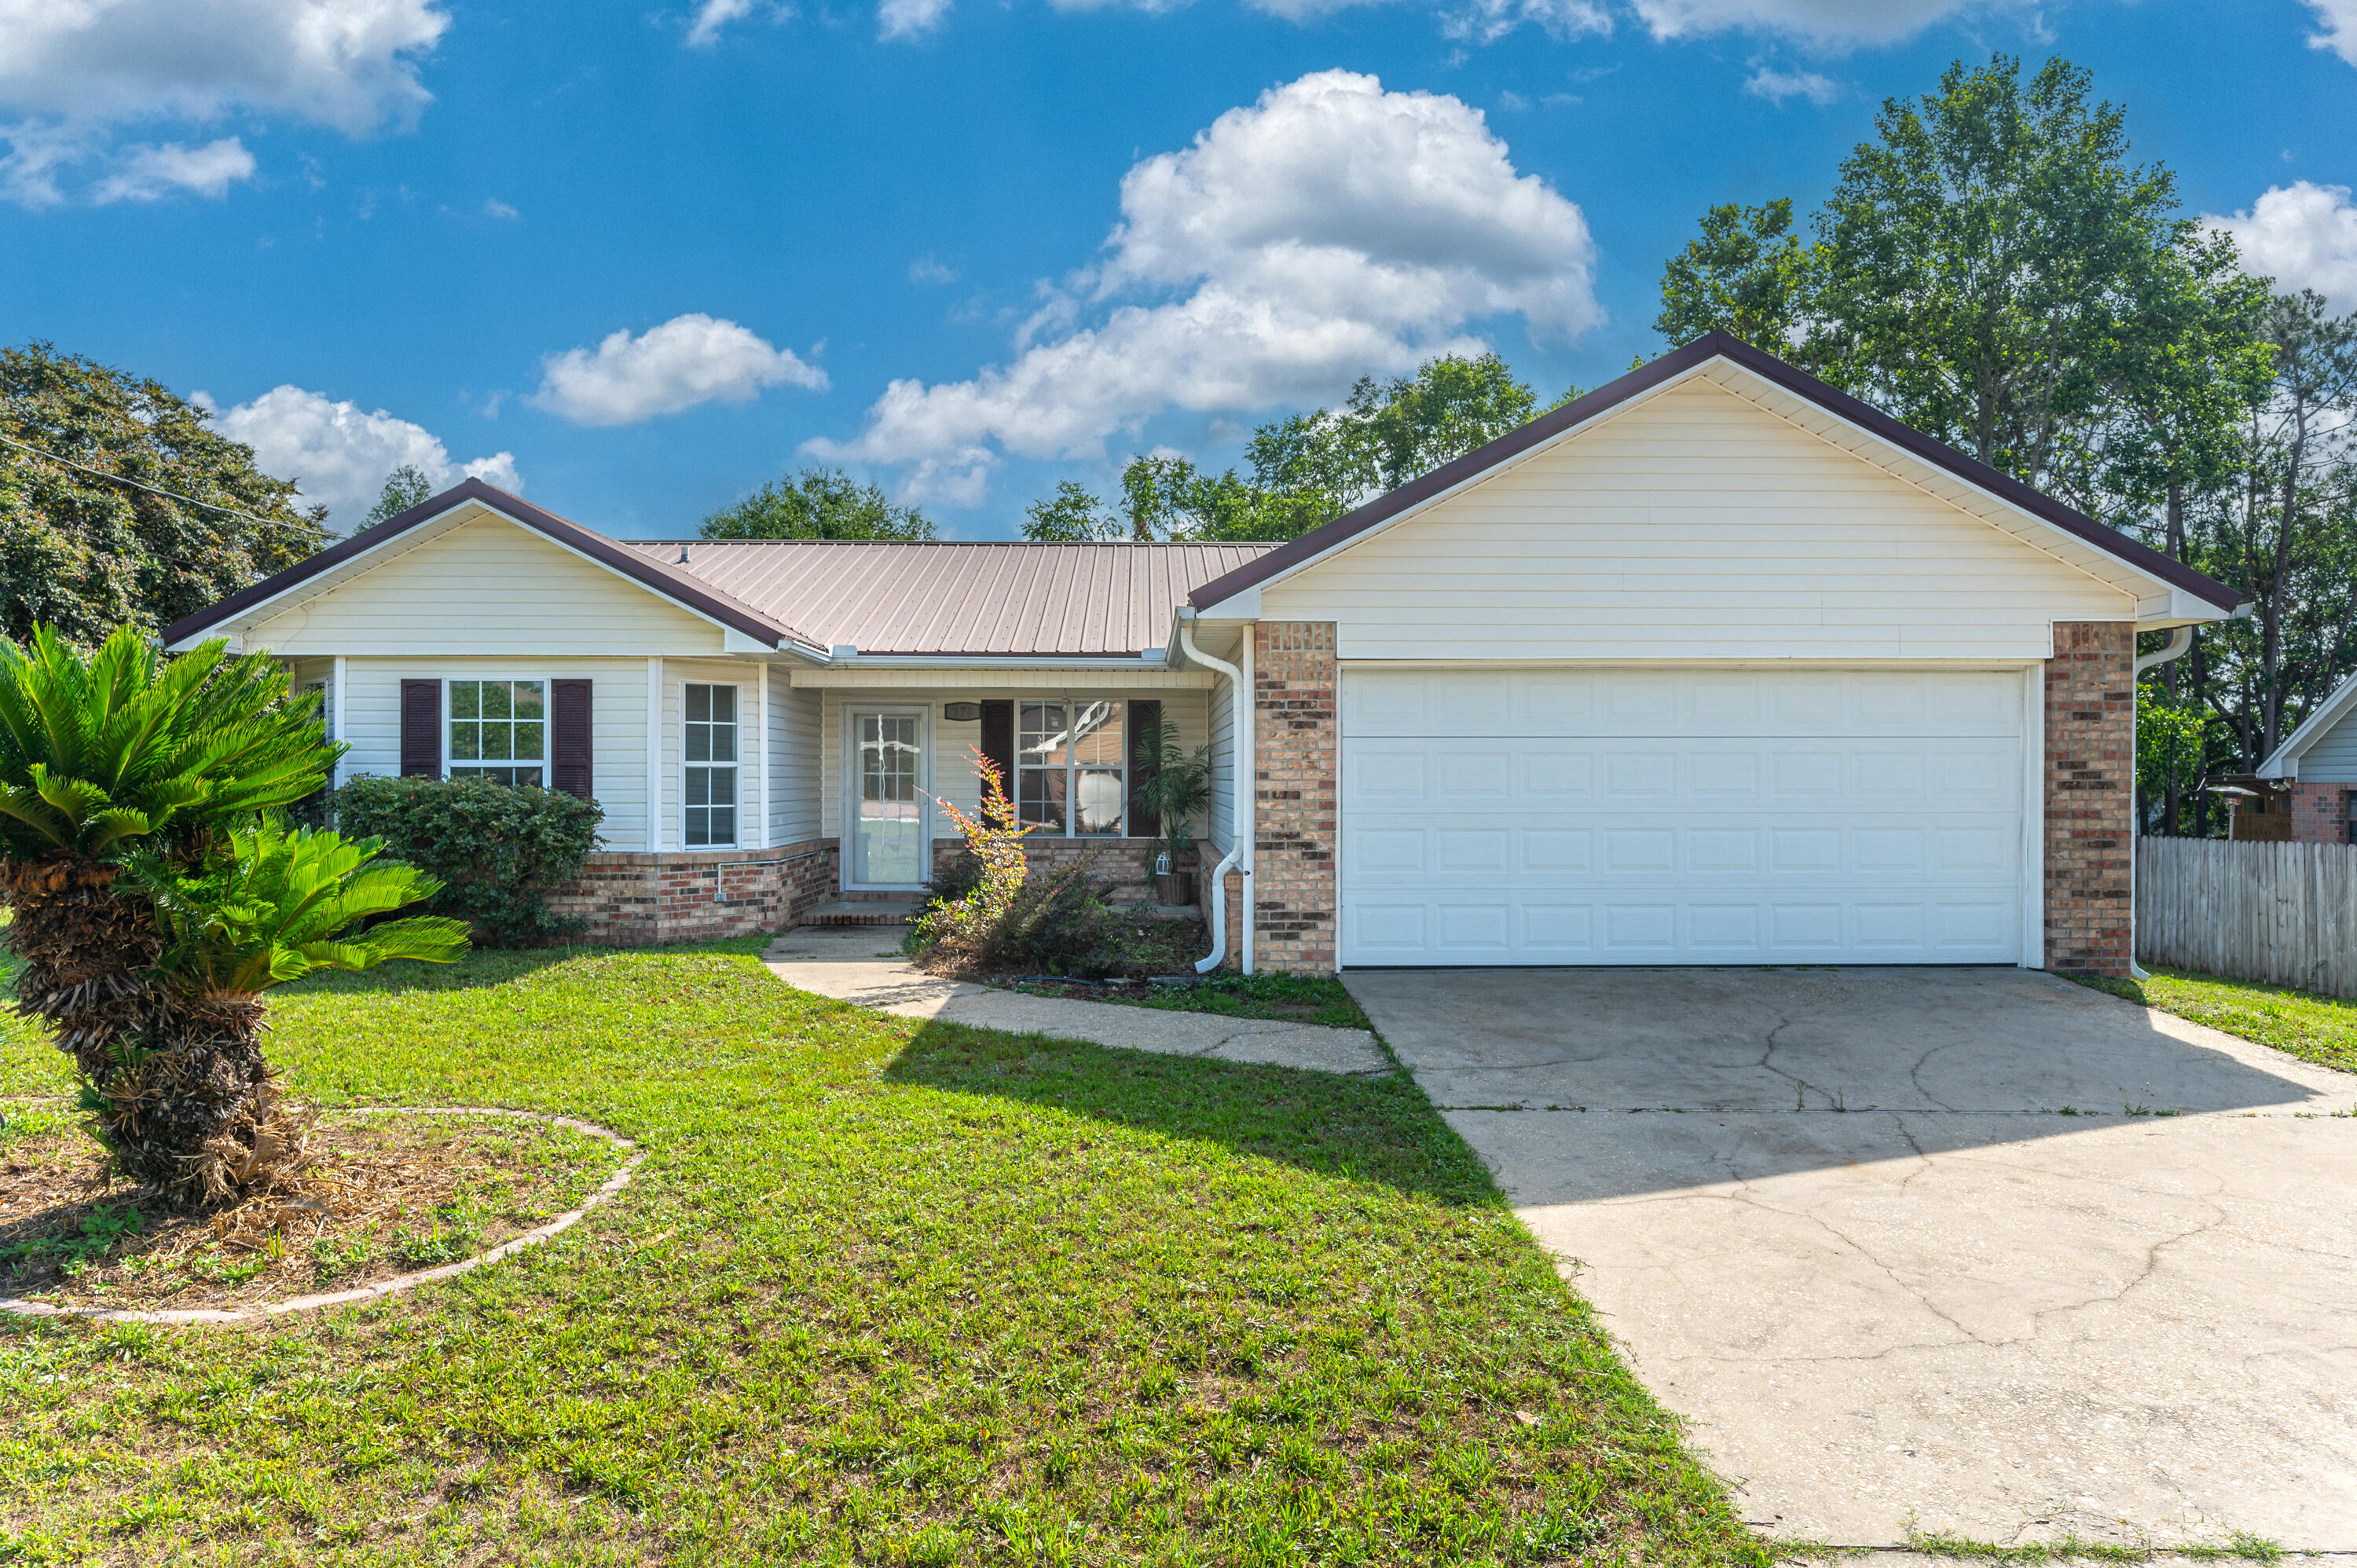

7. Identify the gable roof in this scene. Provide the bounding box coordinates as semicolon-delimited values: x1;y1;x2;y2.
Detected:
628;538;1272;657
2258;669;2357;778
1186;332;2242;617
163;478;817;651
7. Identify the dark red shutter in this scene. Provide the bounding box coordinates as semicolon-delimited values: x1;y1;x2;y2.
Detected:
1127;698;1162;840
551;680;593;798
978;700;1015;819
399;680;441;779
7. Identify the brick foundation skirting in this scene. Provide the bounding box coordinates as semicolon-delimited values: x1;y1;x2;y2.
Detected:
2045;623;2135;976
549;840;838;946
927;837;1187;904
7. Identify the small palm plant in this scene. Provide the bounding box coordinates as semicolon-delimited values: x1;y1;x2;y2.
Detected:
1132;713;1211;893
0;625;467;1204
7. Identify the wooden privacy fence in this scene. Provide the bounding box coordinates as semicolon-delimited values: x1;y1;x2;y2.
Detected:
2136;837;2357;998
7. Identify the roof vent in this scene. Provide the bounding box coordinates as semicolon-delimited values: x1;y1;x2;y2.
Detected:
675;543;691;566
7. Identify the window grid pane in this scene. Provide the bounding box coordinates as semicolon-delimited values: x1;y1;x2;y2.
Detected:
684;683;739;847
447;681;544;783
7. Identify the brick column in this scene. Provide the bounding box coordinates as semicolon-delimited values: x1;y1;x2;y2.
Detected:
2044;623;2135;976
1253;621;1338;974
2289;784;2348;844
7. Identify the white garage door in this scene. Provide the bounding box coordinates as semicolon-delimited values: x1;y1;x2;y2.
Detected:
1340;667;2027;967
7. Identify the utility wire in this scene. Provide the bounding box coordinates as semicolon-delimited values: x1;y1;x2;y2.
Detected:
0;427;305;532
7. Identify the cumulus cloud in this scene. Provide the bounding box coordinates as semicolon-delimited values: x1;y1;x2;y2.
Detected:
685;0;755;45
2209;182;2357;312
528;313;827;427
206;386;520;533
878;0;955;37
0;0;448;207
90;137;256;202
809;70;1598;495
2309;0;2357;65
1745;67;1841;104
1628;0;1978;45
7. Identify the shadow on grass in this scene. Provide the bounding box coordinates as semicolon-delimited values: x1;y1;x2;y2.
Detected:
882;1016;1497;1207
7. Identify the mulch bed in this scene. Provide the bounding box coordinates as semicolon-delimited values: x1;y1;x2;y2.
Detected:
0;1108;625;1313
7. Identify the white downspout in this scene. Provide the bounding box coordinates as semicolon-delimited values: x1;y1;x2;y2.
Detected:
2126;622;2205;980
1239;627;1255;976
1178;610;1244;976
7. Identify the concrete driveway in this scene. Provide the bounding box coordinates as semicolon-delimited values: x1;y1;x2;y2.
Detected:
1344;965;2357;1552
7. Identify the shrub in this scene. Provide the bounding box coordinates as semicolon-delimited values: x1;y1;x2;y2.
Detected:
334;775;603;947
911;749;1119;976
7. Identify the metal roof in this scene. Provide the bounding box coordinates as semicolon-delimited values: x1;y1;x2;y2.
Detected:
629;539;1276;657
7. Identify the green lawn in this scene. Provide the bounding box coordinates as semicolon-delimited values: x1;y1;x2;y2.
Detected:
2073;967;2357;1075
995;971;1376;1032
0;940;1766;1566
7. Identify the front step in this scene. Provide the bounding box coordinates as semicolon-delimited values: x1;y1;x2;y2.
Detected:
797;898;923;928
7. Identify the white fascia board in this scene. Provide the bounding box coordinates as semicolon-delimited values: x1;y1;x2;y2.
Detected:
1191;585;1259;619
2258;672;2357;777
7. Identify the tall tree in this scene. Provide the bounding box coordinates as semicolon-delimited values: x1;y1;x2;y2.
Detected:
701;465;936;540
365;463;437;528
0;343;327;647
1654;199;1824;361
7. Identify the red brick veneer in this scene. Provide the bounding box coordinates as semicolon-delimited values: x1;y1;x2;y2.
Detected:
549;839;838;945
1253;621;1339;975
2045;623;2135;976
2289;783;2349;844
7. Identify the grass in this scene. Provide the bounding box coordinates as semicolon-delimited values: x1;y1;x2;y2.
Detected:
996;970;1376;1031
2070;967;2357;1075
1897;1526;2283;1563
0;936;1765;1566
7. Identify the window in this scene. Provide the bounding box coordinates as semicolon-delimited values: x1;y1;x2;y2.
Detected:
684;683;739;847
1018;699;1125;837
449;680;544;786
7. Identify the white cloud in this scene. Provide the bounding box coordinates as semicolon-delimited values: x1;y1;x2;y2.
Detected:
1629;0;1978;45
205;386;520;533
2309;0;2357;65
91;137;256;202
809;70;1598;496
878;0;953;37
0;0;447;207
1744;66;1841;104
908;255;957;284
2209;181;2357;312
685;0;755;46
1442;0;1609;42
0;0;448;132
482;196;518;219
528;313;827;427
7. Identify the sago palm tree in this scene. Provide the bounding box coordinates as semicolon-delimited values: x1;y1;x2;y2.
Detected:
0;625;467;1203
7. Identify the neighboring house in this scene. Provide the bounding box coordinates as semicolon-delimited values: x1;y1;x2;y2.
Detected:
165;334;2241;978
2256;675;2357;843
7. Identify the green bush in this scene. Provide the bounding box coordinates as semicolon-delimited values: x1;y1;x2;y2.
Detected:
334;776;603;947
911;750;1119;977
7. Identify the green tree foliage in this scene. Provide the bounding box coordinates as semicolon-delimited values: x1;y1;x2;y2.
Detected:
1024;353;1552;544
365;463;438;528
0;343;328;647
1655;199;1824;361
701;465;936;540
0;625;463;1203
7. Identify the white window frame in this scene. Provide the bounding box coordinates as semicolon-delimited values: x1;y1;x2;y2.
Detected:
682;681;742;848
443;676;548;788
1016;697;1130;839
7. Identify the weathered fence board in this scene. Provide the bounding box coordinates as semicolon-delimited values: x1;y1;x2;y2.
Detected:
2136;837;2357;998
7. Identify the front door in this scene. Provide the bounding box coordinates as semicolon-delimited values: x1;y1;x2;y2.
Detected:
849;709;926;888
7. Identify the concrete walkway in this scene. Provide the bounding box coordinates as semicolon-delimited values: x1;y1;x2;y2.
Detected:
763;925;1389;1076
1347;965;2357;1554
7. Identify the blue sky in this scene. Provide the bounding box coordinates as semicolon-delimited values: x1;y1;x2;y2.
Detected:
5;0;2355;539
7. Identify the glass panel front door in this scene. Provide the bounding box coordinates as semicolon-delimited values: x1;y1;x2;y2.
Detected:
852;712;923;886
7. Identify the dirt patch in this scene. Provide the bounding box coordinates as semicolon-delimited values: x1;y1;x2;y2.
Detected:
0;1106;627;1313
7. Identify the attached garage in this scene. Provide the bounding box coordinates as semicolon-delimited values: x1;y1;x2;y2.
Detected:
1338;665;2033;967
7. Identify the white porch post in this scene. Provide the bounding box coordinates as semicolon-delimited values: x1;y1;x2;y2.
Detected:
330;655;347;788
646;657;663;852
755;662;770;850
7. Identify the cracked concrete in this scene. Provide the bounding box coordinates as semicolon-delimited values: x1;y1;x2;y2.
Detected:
1347;965;2357;1551
764;926;1391;1076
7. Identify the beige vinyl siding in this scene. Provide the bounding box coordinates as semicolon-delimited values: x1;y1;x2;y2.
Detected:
1259;379;2137;661
332;657;651;850
239;513;729;658
772;680;823;844
1204;669;1235;858
662;659;764;850
818;687;1211;844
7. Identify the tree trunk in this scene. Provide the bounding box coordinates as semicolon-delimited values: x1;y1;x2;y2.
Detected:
2;855;289;1205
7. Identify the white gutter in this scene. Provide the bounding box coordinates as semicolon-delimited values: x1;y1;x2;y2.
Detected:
1177;610;1245;976
2133;625;2194;676
816;647;1173;669
1238;625;1255;976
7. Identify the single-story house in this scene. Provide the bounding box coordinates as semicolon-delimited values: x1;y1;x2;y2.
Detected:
164;334;2241;977
2256;673;2357;843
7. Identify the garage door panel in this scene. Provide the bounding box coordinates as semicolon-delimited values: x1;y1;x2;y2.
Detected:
1341;667;2024;966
